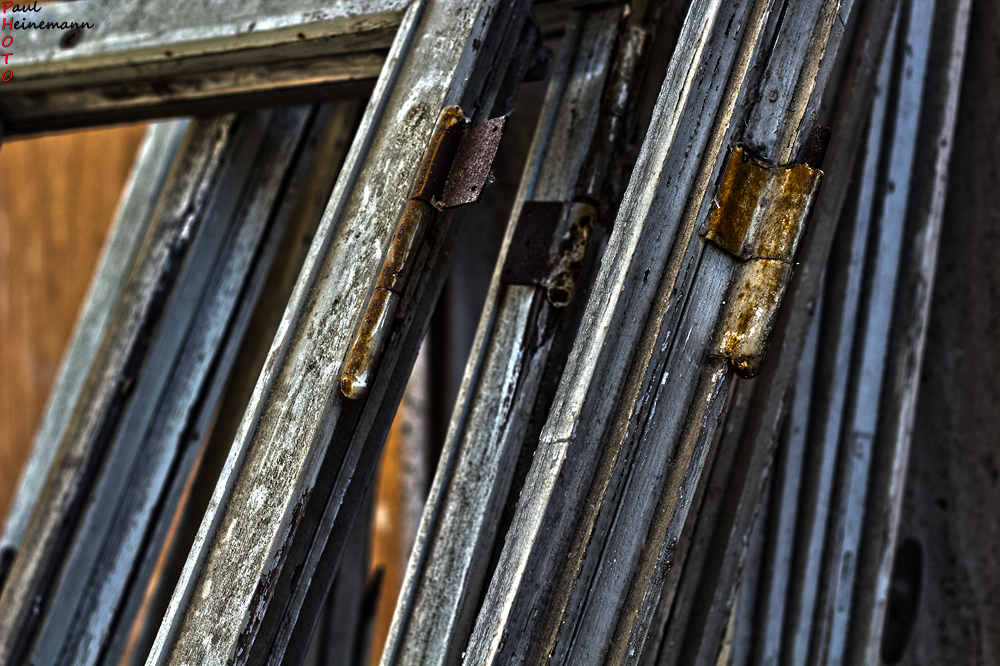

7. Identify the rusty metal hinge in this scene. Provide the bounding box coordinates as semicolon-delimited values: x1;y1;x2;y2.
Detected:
500;200;599;307
707;138;827;379
497;25;647;310
341;106;507;400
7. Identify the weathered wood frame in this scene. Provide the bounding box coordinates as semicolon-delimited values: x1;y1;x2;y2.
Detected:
0;0;958;662
1;0;539;662
1;0;409;134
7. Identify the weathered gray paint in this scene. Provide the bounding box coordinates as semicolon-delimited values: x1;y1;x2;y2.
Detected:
1;0;406;134
0;114;241;666
636;0;903;662
896;0;1000;660
812;1;934;659
0;119;187;575
786;27;895;661
664;0;971;660
753;302;822;666
145;0;538;661
464;0;856;662
32;105;324;666
464;0;777;658
0;0;980;662
845;0;971;660
379;10;621;666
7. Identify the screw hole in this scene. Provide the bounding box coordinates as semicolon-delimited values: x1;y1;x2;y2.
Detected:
60;28;81;49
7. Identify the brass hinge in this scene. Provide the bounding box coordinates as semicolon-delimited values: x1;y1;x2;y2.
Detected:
706;138;826;379
341;106;507;400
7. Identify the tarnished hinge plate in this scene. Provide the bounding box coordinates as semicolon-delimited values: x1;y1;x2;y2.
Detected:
341;106;508;400
500;200;598;307
706;144;823;379
410;108;508;211
441;116;507;207
500;202;564;286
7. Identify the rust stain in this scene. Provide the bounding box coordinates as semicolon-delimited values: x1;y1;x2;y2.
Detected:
713;257;792;379
341;288;399;400
705;146;771;256
440;115;507;209
542;202;598;307
376;199;436;293
751;164;820;261
707;142;822;378
341;106;467;402
342;105;506;400
705;144;820;261
409;106;467;206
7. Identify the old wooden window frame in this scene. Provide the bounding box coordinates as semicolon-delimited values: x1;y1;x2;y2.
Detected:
0;0;971;663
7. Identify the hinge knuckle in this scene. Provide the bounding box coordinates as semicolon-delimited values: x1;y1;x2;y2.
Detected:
542;202;597;307
410;106;468;205
376;200;436;294
341;288;400;400
713;259;792;379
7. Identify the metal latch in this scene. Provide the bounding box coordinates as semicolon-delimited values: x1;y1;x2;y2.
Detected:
707;138;826;379
341;106;507;400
